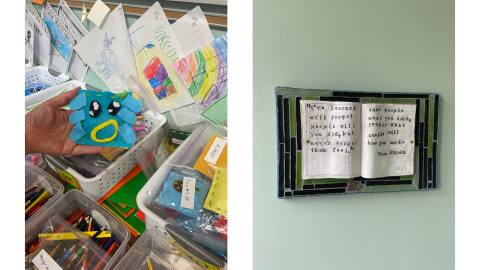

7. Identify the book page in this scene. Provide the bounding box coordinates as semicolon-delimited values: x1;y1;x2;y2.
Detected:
361;103;416;178
300;101;362;179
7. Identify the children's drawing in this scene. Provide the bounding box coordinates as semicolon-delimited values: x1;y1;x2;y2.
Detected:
173;34;228;112
44;15;71;60
95;33;122;80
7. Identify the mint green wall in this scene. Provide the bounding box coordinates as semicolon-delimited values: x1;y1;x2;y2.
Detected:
253;1;454;269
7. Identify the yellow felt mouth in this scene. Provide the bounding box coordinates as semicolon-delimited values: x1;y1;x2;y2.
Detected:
91;119;118;143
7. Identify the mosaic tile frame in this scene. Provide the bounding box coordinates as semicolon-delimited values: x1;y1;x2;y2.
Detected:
275;86;440;199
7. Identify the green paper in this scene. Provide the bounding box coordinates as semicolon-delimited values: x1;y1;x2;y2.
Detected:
200;93;228;127
102;202;146;235
107;200;134;215
106;170;148;209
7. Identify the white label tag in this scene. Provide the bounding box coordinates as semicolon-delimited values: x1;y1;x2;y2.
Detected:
32;249;63;270
180;177;196;209
204;137;227;164
172;138;184;145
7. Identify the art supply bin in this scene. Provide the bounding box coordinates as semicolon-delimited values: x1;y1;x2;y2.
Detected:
25;190;131;270
114;229;211;270
25;160;64;227
136;124;227;269
25;67;70;104
44;110;167;201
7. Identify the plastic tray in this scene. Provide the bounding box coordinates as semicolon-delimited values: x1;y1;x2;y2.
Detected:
114;229;206;270
136;124;227;269
25;161;64;227
25;66;70;100
45;110;167;201
25;190;131;270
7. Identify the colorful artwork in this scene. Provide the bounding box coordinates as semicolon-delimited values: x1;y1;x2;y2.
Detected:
44;14;71;60
173;34;228;112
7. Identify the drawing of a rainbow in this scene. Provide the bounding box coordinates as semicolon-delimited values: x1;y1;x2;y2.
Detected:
173;34;227;111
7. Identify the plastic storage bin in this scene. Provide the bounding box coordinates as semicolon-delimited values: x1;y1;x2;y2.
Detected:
25;190;131;270
114;229;209;270
45;110;167;201
25;67;70;101
136;124;227;269
25;160;64;227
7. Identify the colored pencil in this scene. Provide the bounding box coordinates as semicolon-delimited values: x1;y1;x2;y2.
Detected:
25;190;48;213
38;231;112;240
49;242;62;257
25;189;42;203
25;186;37;194
93;242;117;270
58;245;75;266
146;254;153;270
82;246;89;270
65;244;86;269
65;209;81;221
103;235;115;251
90;226;106;239
25;196;50;216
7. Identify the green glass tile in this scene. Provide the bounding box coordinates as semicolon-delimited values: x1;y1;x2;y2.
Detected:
312;178;350;184
362;98;370;103
420;101;425;122
429;104;435;133
401;175;413;180
303;97;319;100
304;180;313;184
296;152;302;190
362;185;414;192
428;134;433;157
289;96;296;136
276;89;333;96
370;98;416;104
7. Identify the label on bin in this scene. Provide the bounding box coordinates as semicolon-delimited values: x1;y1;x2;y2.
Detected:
55;168;83;192
181;177;196;209
32;249;62;270
204;137;227;164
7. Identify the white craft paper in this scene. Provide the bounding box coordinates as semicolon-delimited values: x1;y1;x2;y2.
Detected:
128;2;194;113
32;249;62;270
361;103;416;178
87;0;111;27
58;0;89;81
204;137;227;164
26;0;51;67
171;6;214;55
25;12;35;68
181;176;196;209
170;103;205;127
42;1;75;74
300;100;362;179
74;4;127;91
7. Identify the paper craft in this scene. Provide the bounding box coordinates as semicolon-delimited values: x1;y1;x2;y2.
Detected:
173;34;228;112
42;1;75;74
87;0;111;27
25;12;35;68
170;104;205;127
129;2;195;113
171;6;214;56
58;0;89;81
200;93;227;127
74;4;128;91
102;202;145;237
77;4;88;23
68;90;142;148
154;171;211;218
193;135;228;179
106;200;135;218
203;168;227;217
26;0;51;67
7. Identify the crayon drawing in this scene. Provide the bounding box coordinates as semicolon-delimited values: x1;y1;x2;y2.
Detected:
96;33;122;80
44;15;71;60
173;34;228;112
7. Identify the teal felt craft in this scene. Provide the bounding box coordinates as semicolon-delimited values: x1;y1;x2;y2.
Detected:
68;90;142;148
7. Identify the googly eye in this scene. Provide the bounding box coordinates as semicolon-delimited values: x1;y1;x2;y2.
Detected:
89;101;101;118
107;100;121;115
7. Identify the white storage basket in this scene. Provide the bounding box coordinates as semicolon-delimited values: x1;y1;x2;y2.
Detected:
45;110;167;201
25;66;70;103
25;80;84;109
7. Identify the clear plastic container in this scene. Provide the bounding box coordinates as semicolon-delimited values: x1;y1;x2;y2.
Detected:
25;190;131;270
25;161;64;227
114;229;206;270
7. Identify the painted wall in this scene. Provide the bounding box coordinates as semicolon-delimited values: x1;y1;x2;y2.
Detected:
253;1;454;269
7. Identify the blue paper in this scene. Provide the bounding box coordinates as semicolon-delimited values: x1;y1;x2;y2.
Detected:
70;122;86;141
69;92;87;110
117;107;136;124
121;95;142;113
118;123;136;144
69;110;85;124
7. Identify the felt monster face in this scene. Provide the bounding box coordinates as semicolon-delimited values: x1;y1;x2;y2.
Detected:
68;90;142;148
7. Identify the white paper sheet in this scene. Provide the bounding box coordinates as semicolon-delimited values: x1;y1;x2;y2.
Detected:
171;6;214;56
87;0;111;27
42;1;75;74
74;4;127;91
361;103;416;178
25;13;35;68
128;2;194;113
26;0;51;67
170;103;205;127
32;249;62;270
300;101;362;179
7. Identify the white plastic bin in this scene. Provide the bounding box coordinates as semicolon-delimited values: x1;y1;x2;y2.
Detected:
25;66;70;102
25;160;64;227
25;190;131;270
25;80;84;111
45;110;167;201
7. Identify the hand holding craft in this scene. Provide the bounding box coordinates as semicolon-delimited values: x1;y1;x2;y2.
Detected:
25;87;104;155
